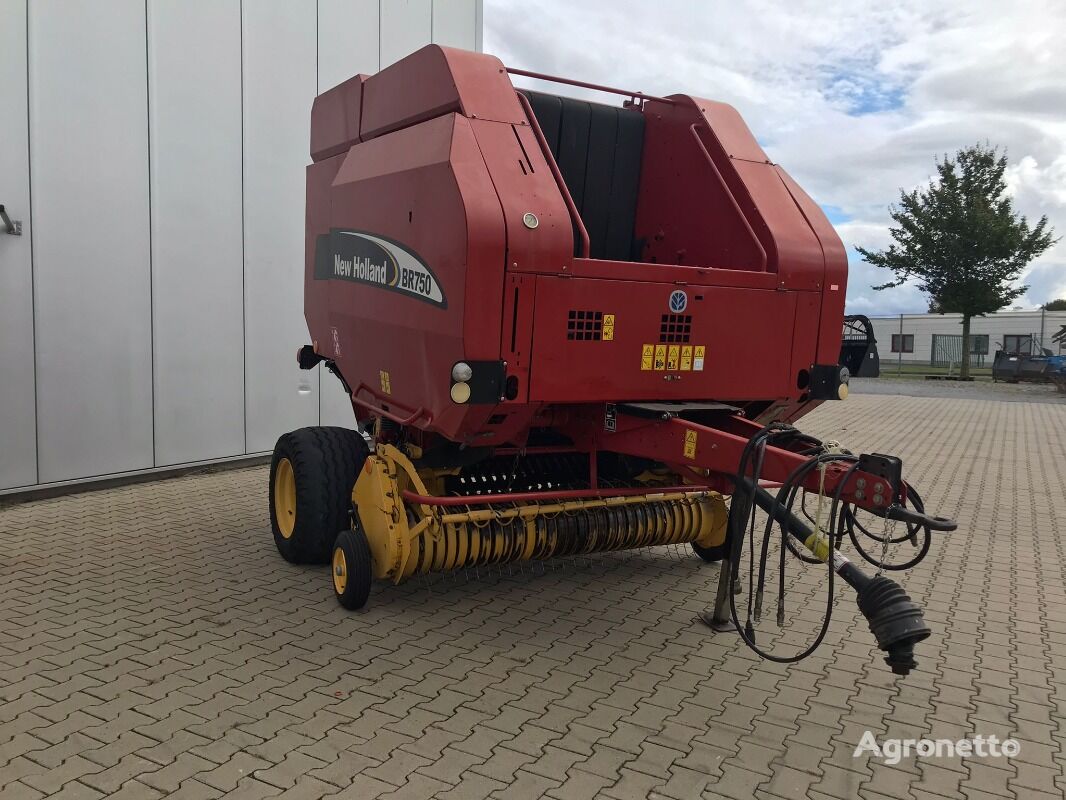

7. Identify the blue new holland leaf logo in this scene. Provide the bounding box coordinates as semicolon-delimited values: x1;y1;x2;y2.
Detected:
669;290;688;313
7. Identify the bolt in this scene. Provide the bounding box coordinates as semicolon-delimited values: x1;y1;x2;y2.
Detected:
873;493;884;506
855;490;865;500
874;482;884;494
856;478;866;489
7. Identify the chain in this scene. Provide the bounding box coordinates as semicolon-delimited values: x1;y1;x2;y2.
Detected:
877;509;894;577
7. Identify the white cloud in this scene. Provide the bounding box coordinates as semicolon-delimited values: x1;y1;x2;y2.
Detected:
484;0;1066;312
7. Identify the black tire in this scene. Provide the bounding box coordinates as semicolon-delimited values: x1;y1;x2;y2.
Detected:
692;540;729;563
332;527;372;610
269;426;369;564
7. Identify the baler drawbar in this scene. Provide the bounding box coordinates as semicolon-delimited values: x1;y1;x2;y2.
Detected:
268;45;957;676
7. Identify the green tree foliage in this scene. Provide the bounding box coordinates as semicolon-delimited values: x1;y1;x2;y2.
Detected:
1042;298;1066;311
857;144;1057;377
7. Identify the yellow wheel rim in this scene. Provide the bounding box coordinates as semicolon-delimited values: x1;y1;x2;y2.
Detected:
274;457;297;539
333;546;348;595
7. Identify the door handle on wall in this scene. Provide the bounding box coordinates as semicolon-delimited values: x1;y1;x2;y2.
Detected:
0;205;22;235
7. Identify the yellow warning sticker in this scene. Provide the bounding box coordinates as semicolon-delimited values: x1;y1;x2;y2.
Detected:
684;430;698;459
602;314;615;341
654;345;667;371
694;345;706;372
641;344;654;370
379;370;391;394
680;345;693;371
667;345;680;371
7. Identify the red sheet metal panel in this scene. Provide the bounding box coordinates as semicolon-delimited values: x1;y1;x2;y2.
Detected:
634;94;828;295
499;272;536;404
696;98;770;162
360;45;526;142
634;98;768;271
305;113;510;440
777;168;849;365
310;74;366;162
526;275;804;403
728;158;824;291
470;118;573;275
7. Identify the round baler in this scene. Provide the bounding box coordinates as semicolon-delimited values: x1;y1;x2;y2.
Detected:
268;45;956;675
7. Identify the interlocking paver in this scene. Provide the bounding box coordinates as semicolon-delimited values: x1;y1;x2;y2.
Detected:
139;752;216;793
78;754;161;795
429;771;505;800
1;391;1063;799
20;755;105;795
0;782;46;800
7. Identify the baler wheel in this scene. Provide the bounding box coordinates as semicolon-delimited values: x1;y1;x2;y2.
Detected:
268;426;369;565
691;540;729;563
332;527;372;610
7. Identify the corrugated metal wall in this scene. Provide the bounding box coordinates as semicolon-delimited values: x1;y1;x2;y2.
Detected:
0;0;481;492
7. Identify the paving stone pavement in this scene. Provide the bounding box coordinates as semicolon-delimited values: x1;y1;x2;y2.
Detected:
2;394;1065;799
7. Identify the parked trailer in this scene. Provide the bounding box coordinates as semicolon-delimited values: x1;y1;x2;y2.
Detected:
269;46;956;675
992;349;1055;383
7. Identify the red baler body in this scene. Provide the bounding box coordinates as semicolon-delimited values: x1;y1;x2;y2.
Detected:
304;45;847;449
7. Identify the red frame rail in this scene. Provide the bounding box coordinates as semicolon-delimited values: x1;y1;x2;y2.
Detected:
561;408;912;515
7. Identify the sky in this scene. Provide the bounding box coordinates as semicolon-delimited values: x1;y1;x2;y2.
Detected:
483;0;1066;316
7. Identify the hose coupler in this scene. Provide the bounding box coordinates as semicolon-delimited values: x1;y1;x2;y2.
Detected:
854;574;931;675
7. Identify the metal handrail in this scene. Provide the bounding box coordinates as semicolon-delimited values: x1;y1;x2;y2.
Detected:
505;67;678;106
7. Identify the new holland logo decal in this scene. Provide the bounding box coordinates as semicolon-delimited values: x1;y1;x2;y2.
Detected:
314;229;446;308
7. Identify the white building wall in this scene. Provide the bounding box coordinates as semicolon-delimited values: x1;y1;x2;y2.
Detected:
0;0;37;490
869;310;1066;367
149;0;246;466
0;0;481;493
29;0;156;483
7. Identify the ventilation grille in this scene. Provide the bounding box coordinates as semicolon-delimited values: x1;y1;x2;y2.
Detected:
567;310;603;341
660;313;692;343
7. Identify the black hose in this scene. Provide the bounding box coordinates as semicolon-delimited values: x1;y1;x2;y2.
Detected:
723;422;934;665
840;486;932;571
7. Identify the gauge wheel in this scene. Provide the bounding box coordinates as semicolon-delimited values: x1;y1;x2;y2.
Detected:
332;526;372;610
692;540;729;563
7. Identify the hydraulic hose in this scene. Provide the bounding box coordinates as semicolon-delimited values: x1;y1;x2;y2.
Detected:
735;479;931;674
719;424;935;675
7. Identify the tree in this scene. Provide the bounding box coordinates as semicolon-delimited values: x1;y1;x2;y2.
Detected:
1043;299;1066;311
857;144;1057;378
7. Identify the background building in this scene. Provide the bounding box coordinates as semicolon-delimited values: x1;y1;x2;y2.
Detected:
0;0;481;493
868;309;1066;372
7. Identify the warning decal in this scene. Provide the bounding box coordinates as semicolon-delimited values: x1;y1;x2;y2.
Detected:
681;345;693;371
641;344;654;370
640;343;706;372
667;345;680;371
684;430;698;459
